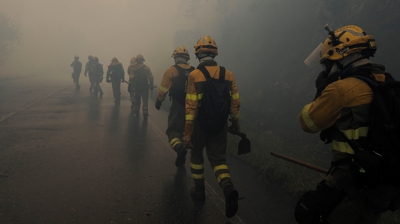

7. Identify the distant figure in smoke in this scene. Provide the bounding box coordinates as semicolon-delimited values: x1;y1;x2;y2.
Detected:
70;55;82;90
129;54;154;120
90;56;104;98
106;57;125;104
85;55;95;93
127;57;137;105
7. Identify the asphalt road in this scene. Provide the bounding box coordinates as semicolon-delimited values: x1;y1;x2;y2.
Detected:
0;75;297;224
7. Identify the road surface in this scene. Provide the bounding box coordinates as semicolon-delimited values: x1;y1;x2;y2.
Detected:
0;75;297;223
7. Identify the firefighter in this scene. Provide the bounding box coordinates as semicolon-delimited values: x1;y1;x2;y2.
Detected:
85;55;95;93
127;57;136;107
182;35;240;218
129;54;154;119
70;56;82;90
91;56;104;98
106;57;125;104
155;46;194;167
298;25;393;224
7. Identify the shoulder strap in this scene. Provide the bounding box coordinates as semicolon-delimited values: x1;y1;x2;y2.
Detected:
219;67;226;82
198;66;225;81
198;66;211;80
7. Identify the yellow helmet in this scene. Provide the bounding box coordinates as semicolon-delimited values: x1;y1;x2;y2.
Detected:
111;57;118;63
93;56;99;62
320;25;376;64
194;35;218;56
171;46;190;59
136;54;145;62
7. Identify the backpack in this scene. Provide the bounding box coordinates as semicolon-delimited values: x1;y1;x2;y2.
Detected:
133;65;148;90
348;73;400;188
197;66;231;134
169;65;194;104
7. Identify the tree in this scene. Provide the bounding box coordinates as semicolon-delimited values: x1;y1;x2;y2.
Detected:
0;12;19;66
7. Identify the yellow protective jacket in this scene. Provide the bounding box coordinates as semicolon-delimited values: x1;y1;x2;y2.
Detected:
299;66;386;155
157;63;193;102
185;62;240;125
127;63;154;86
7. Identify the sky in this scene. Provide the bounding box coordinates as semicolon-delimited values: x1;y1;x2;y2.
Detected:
0;0;223;80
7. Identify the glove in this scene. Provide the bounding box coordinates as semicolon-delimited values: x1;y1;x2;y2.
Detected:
121;79;126;83
182;122;194;149
149;84;154;91
106;79;111;83
320;126;333;144
228;118;240;133
314;71;339;100
155;99;162;110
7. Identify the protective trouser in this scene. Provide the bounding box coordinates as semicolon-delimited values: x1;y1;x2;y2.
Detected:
111;80;121;101
167;99;185;152
324;171;382;224
132;88;149;115
72;72;80;89
89;74;95;91
190;122;232;189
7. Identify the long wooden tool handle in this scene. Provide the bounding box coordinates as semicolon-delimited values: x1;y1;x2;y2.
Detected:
270;152;329;174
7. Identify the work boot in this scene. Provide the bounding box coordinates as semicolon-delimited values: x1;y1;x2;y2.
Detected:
175;144;187;167
190;186;206;201
224;185;239;218
99;91;103;98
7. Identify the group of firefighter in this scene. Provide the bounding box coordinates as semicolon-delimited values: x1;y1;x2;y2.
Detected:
68;26;400;224
70;54;154;118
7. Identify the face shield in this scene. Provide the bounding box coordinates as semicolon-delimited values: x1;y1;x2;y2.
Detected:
304;43;323;69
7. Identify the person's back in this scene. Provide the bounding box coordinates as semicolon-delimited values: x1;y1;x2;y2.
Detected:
183;35;240;218
106;57;125;103
130;54;153;118
90;57;104;97
70;56;82;90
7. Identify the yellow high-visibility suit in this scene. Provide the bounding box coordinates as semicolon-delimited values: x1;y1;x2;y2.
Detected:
183;61;240;190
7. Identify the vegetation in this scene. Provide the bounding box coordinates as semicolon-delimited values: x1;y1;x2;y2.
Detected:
215;0;400;223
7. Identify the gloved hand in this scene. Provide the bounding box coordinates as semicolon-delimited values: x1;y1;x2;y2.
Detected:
320;126;333;144
228;118;240;133
182;122;194;149
149;84;154;91
314;71;339;100
121;79;126;83
84;73;87;77
106;79;111;83
155;99;162;110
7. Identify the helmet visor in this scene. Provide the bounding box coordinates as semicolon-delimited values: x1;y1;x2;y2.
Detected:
304;43;322;69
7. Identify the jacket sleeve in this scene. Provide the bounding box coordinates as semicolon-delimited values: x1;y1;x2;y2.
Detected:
157;66;174;101
185;71;198;125
145;66;154;87
299;83;344;133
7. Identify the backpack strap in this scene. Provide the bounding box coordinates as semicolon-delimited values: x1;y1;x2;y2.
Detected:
198;66;225;82
173;64;195;76
198;66;211;80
